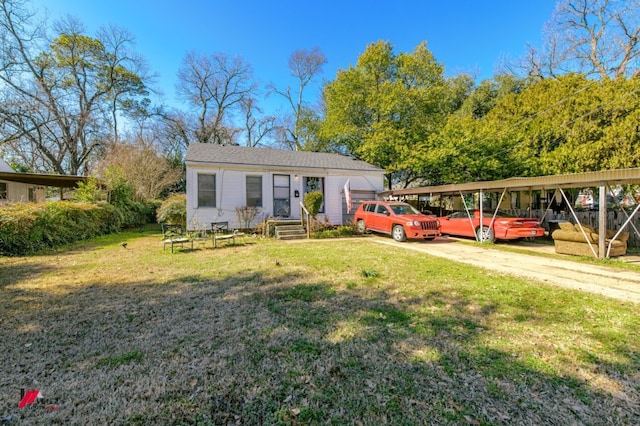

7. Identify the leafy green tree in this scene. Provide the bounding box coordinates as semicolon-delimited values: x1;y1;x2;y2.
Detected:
421;74;531;184
476;74;640;176
458;74;528;119
321;41;449;189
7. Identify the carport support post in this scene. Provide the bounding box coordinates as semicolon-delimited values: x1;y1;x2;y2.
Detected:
479;189;484;242
598;182;607;259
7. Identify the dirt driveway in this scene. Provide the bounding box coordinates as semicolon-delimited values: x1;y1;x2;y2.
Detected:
372;236;640;304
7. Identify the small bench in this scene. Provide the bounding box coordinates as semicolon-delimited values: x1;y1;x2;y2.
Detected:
161;223;193;253
211;221;245;248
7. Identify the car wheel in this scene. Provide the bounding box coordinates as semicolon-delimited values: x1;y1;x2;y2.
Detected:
476;226;495;243
392;225;407;242
356;220;366;234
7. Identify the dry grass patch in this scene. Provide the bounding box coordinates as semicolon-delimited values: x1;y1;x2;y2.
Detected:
0;230;638;425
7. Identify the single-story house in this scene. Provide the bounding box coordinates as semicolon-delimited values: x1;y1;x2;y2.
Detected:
185;143;385;230
0;159;89;204
0;159;45;204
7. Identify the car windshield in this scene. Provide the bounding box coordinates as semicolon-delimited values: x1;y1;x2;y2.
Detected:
390;204;420;215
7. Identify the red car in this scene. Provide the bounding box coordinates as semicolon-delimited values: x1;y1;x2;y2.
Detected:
438;210;545;242
353;201;440;242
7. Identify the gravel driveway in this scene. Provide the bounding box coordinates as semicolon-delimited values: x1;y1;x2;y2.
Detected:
373;236;640;304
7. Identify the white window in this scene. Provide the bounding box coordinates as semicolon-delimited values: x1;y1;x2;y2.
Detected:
246;176;262;207
198;174;216;207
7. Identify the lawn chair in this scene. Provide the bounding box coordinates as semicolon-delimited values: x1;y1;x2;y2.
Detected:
211;221;245;248
188;223;209;249
161;223;193;253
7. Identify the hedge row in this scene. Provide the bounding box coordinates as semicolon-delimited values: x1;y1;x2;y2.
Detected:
0;201;145;256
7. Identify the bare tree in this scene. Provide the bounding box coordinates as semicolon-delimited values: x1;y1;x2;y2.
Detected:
0;0;151;174
95;138;182;202
176;50;256;145
269;46;327;150
240;96;275;147
520;0;640;79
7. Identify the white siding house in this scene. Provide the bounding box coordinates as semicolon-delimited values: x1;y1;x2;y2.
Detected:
185;144;385;230
0;159;45;204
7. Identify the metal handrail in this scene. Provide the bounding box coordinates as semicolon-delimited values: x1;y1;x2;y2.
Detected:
300;202;310;238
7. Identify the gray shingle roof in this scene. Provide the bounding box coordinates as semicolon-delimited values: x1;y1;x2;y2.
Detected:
185;143;383;172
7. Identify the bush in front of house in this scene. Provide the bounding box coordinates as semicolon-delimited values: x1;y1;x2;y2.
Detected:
0;201;124;255
156;194;186;227
312;223;362;239
304;191;323;218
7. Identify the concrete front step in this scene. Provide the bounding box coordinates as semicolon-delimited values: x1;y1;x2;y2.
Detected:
275;225;307;240
266;219;305;238
276;225;305;231
279;234;307;240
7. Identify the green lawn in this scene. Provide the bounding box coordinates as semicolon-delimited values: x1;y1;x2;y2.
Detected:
1;229;638;425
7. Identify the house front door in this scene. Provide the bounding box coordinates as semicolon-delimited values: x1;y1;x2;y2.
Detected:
273;174;291;217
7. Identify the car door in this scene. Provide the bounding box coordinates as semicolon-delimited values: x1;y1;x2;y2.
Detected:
360;203;374;229
372;204;391;232
444;211;476;237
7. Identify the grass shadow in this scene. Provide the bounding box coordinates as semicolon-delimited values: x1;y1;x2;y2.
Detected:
1;237;638;424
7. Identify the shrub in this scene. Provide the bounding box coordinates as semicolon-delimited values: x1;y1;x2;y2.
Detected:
312;224;361;239
113;198;147;229
156;194;187;226
142;200;162;224
0;201;123;255
304;191;323;218
235;206;261;230
72;177;106;203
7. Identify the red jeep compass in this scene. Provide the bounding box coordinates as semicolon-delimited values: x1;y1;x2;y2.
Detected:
353;200;440;242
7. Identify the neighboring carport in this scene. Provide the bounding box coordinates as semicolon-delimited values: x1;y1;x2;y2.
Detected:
380;168;640;259
0;171;89;200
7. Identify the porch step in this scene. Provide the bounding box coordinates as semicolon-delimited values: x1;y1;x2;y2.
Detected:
274;223;307;240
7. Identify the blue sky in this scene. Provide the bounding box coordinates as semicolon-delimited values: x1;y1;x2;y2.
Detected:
32;0;558;115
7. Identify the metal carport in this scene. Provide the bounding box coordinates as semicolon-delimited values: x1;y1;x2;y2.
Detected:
380;168;640;259
0;171;89;200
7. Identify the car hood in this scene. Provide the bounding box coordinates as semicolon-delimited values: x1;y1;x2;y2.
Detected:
399;214;437;221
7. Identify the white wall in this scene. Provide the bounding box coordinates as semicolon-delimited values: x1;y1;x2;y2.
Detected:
186;164;384;230
0;180;44;205
187;166;275;230
324;172;383;225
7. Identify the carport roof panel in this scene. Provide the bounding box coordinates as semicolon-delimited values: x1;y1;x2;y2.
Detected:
0;171;88;188
382;168;640;197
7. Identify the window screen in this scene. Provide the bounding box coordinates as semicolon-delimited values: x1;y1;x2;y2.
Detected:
246;176;262;207
198;174;216;207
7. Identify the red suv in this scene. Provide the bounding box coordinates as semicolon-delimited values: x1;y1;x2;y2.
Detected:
353;201;440;242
